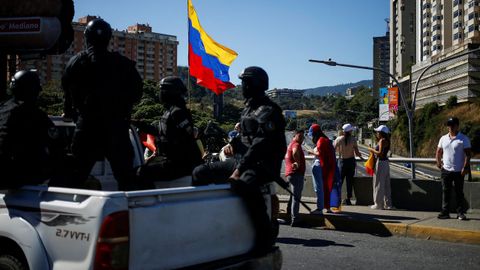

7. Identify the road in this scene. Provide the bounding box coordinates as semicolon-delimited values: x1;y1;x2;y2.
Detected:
276;225;480;270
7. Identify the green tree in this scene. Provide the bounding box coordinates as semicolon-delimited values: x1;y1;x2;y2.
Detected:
38;80;63;115
445;95;457;109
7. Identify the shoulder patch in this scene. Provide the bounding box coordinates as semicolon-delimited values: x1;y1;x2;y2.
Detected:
254;105;274;124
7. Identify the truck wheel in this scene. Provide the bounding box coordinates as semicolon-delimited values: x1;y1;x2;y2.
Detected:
0;254;28;270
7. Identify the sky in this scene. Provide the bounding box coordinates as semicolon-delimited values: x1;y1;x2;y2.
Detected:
73;0;390;90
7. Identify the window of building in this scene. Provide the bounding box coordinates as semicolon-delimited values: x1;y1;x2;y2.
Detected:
454;32;463;39
454;21;463;28
423;3;431;9
454;10;463;18
433;45;443;51
432;34;442;41
469;0;480;8
454;0;463;6
433;24;442;30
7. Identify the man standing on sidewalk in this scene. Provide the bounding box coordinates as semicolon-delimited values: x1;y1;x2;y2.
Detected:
285;129;306;226
436;117;471;220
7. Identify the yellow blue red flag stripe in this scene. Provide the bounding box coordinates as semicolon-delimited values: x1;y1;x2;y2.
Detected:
188;0;238;95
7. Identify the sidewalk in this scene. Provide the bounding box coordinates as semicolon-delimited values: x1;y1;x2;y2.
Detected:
278;195;480;245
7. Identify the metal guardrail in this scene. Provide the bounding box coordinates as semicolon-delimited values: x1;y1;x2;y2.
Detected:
304;155;480;164
302;156;479;181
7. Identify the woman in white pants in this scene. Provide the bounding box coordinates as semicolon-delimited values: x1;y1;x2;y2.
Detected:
368;125;393;210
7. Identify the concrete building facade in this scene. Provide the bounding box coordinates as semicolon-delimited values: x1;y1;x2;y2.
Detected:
373;34;390;98
265;88;305;99
412;0;480;108
390;0;417;79
19;16;178;83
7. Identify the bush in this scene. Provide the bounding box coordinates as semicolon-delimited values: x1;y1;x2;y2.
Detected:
462;121;480;153
445;95;457;109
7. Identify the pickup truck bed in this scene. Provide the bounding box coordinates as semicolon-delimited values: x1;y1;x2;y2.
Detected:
0;117;281;269
1;183;281;270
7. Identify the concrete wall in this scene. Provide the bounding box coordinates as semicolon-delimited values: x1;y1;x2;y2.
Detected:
277;176;480;211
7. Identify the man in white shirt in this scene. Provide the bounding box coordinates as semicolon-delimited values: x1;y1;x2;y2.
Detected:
436;117;471;220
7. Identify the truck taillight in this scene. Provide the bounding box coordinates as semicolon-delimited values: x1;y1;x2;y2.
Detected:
94;211;129;270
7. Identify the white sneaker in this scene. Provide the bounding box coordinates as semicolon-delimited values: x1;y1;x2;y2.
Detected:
370;205;383;210
384;206;396;210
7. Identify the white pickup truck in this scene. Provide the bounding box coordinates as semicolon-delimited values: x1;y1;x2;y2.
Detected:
0;118;282;270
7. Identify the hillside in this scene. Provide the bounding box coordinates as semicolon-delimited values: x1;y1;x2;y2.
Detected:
303;80;373;96
390;101;480;158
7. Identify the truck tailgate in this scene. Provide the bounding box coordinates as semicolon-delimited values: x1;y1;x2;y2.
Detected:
126;185;255;270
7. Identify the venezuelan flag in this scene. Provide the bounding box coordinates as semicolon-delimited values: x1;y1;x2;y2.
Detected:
188;0;238;95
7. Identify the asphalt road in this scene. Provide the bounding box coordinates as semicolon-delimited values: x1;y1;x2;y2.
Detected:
276;225;480;270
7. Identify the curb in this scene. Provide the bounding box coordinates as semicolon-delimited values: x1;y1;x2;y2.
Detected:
278;212;480;245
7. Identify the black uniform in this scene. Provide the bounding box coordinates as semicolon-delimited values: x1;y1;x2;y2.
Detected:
234;95;286;182
62;47;143;190
0;99;55;188
136;102;202;182
233;95;286;250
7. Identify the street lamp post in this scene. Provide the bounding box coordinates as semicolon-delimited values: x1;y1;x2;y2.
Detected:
309;59;416;179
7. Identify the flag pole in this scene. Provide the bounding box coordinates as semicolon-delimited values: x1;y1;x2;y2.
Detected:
187;0;192;108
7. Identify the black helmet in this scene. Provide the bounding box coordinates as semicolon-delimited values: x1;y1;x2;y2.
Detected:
158;76;188;104
84;19;112;48
9;70;42;103
238;66;268;98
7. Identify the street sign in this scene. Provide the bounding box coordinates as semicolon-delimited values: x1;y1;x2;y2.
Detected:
0;18;41;33
0;17;61;52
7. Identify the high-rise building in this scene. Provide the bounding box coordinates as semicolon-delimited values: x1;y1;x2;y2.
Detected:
373;34;390;98
19;16;178;83
390;0;417;79
412;0;480;108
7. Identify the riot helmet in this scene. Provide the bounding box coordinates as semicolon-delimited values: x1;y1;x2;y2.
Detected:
9;70;42;103
158;76;188;105
84;19;112;49
238;66;268;99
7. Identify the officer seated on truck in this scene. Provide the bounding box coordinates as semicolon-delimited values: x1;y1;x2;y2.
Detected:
133;76;202;188
0;70;57;189
195;66;287;255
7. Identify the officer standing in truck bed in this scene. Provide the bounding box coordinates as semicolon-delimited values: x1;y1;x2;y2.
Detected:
62;18;143;190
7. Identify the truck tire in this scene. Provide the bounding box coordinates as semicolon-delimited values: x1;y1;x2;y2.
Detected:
0;254;28;270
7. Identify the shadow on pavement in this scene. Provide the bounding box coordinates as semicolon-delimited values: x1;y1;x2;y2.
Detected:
337;211;418;221
324;215;394;237
276;237;354;248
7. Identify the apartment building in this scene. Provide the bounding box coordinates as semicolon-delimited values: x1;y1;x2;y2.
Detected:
412;0;480;108
390;0;417;78
373;34;390;99
19;16;178;83
265;88;305;99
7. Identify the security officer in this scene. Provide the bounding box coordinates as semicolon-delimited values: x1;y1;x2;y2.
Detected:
135;76;202;184
62;18;143;190
229;66;287;254
0;70;56;188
